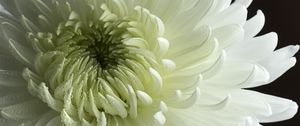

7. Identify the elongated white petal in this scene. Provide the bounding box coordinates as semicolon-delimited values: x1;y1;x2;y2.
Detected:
199;95;231;110
8;39;35;67
148;68;163;92
202;3;247;28
169;88;200;108
207;61;269;88
229;90;273;117
1;22;25;45
35;111;58;126
0;70;25;87
136;90;153;105
154;111;166;126
0;117;21;126
0;92;31;108
214;24;244;49
244;10;265;38
260;45;299;83
237;90;298;123
228;32;278;61
61;109;80;126
1;99;47;120
166;0;214;35
45;116;62;126
0;55;22;70
235;0;253;8
262;101;298;122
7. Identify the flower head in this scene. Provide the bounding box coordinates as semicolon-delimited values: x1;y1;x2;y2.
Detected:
0;0;298;126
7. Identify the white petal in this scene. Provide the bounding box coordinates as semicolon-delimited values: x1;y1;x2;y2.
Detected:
156;37;169;57
166;106;245;126
260;45;299;83
161;59;176;73
171;37;218;67
1;22;25;46
241;117;260;126
199;95;231;111
228;90;273;117
0;0;39;20
235;0;253;8
228;32;278;61
96;112;107;126
136;90;153;105
214;24;244;49
8;39;35;67
127;85;138;118
164;111;188;126
0;70;25;87
265;45;299;62
167;25;212;56
241;91;298;122
148;68;163;92
39;83;63;111
165;0;214;36
0;117;21;126
123;37;148;48
46;116;62;126
164;75;200;91
210;0;231;13
1;99;47;120
105;94;127;118
202;51;226;79
171;88;200;109
35;111;58;126
0;55;22;70
154;111;166;126
0;92;31;108
201;3;247;28
263;101;298;122
149;0;183;22
206;62;269;88
61;109;80;126
245;64;270;88
244;10;265;38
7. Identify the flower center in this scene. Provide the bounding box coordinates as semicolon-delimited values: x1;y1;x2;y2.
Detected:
24;8;155;122
22;4;169;124
86;30;123;69
57;19;127;70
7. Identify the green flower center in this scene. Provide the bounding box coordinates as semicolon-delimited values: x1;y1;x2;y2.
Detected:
55;19;128;70
22;4;170;125
18;1;176;125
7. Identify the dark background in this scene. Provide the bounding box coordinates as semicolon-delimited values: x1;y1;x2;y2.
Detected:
247;0;300;126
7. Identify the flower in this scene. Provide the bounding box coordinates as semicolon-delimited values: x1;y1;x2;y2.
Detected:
0;0;298;125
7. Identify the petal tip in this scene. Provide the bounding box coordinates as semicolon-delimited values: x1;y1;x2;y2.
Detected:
293;45;300;52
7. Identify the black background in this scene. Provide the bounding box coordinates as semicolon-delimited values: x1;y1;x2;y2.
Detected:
247;0;300;126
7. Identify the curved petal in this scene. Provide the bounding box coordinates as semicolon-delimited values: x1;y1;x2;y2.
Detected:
199;3;247;29
235;90;298;123
228;32;278;61
206;61;269;88
214;24;244;49
244;10;265;38
0;117;21;126
259;45;299;83
1;99;48;120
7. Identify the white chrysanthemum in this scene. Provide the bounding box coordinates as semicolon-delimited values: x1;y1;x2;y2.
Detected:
0;0;298;126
